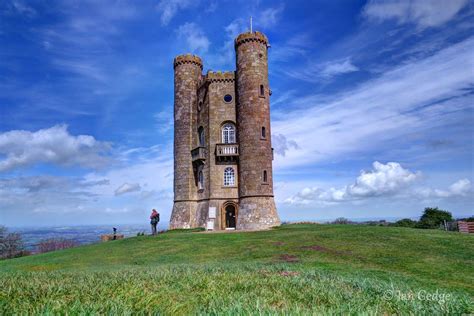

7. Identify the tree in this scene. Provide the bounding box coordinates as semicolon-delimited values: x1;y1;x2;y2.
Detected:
416;207;453;229
0;226;27;260
332;217;350;224
393;218;417;228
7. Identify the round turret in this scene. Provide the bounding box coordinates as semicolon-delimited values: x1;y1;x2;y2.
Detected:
170;54;202;229
235;32;280;230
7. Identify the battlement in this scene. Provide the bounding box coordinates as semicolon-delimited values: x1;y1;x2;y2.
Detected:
173;54;203;70
235;31;269;49
205;71;235;83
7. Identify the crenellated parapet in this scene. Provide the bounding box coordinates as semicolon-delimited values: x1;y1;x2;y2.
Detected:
173;54;203;70
235;31;269;48
205;71;235;83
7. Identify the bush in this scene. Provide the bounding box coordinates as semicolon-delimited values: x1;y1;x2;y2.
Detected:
0;226;27;260
392;218;418;228
37;238;78;254
416;207;453;229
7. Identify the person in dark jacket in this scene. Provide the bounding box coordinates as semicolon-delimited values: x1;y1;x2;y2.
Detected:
150;209;159;235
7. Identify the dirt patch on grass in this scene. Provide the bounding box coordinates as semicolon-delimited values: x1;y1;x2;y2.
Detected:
277;254;299;263
301;245;352;256
279;271;300;277
272;241;285;246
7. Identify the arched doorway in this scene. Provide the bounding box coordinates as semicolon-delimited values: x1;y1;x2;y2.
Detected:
222;202;238;230
225;205;236;229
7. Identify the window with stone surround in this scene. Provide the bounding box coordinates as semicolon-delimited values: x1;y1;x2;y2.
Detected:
259;84;265;97
224;167;235;186
198;169;204;190
261;126;266;139
221;123;236;143
198;126;205;146
263;170;268;183
224;94;233;103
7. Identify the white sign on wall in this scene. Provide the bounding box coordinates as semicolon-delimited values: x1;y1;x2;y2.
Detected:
207;220;214;230
209;207;216;219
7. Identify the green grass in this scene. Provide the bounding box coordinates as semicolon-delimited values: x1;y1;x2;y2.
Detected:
0;224;473;314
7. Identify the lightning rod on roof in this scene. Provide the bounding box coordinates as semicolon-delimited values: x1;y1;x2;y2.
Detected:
250;16;253;33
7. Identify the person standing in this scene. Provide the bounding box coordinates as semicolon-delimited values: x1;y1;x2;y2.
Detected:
150;209;160;235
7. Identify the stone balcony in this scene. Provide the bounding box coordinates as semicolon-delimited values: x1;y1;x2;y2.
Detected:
215;143;239;162
191;146;207;164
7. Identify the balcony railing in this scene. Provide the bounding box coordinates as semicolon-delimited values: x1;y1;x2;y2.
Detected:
216;143;239;157
191;146;207;163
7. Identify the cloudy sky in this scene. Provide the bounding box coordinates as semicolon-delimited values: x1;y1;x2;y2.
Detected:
0;0;472;227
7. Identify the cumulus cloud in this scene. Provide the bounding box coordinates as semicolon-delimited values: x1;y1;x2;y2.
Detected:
177;22;210;53
417;179;472;198
0;125;111;172
114;182;141;196
285;161;421;205
363;0;469;28
156;0;195;26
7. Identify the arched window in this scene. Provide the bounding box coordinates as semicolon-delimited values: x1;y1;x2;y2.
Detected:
198;126;205;146
198;170;204;190
261;126;266;139
224;167;235;186
221;123;236;143
263;170;268;183
259;84;265;97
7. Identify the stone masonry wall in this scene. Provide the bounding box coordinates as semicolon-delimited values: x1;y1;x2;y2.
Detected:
170;54;202;229
235;32;280;229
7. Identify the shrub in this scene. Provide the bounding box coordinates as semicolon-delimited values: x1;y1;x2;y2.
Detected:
416;207;453;229
392;218;418;228
0;226;27;260
37;238;78;254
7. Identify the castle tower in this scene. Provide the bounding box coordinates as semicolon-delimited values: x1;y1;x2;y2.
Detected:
235;32;280;230
169;54;202;229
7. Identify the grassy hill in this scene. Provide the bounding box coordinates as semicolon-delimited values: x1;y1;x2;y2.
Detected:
0;224;472;314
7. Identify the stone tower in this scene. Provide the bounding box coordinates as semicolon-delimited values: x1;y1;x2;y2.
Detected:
235;32;279;229
169;55;202;229
170;31;280;231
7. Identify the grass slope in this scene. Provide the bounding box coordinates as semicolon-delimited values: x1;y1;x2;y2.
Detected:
0;224;473;314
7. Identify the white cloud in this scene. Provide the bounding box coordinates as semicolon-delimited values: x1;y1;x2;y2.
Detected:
156;0;195;26
272;37;474;170
285;161;420;205
154;111;173;133
416;179;472;198
10;0;36;17
283;58;359;82
347;161;420;197
363;0;469;28
258;5;284;29
177;22;210;53
114;183;141;196
272;133;300;157
0;125;111;172
320;59;359;78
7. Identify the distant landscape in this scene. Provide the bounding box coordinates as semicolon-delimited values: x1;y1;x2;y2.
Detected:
11;224;165;251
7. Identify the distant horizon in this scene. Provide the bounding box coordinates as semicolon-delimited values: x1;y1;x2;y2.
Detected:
7;213;473;229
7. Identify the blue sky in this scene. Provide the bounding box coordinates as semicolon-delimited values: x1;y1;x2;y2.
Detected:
0;0;473;227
